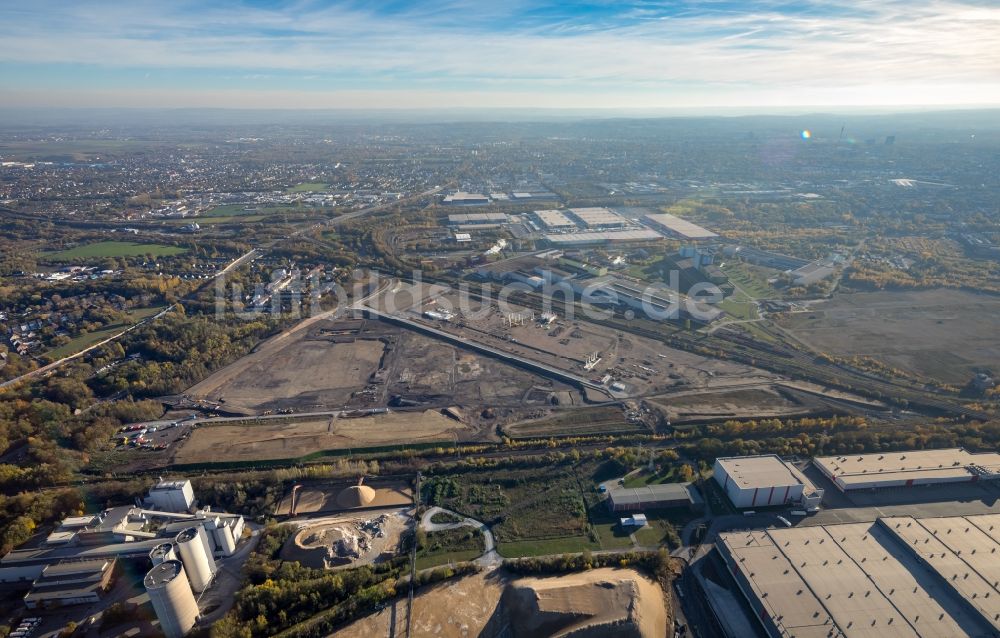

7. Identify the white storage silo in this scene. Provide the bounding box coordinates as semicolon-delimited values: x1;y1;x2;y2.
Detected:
175;526;217;593
144;560;199;638
206;518;237;556
149;542;177;566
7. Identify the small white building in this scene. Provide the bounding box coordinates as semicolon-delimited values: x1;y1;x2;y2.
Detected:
146;479;195;513
714;455;823;509
620;514;648;528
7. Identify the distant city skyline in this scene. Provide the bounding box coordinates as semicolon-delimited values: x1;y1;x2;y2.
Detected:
1;0;998;110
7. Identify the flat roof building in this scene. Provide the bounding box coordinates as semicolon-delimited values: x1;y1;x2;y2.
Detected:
23;558;116;609
642;213;718;240
566;207;629;229
443;192;490;206
147;479;195;513
531;209;576;230
714;455;822;509
606;483;699;512
717;515;1000;638
814;448;1000;492
543;229;663;246
447;212;508;225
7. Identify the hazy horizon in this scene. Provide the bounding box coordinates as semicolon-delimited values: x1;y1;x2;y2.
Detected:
2;0;998;110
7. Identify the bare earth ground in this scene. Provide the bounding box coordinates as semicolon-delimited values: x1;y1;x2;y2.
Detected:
383;287;779;397
173;410;468;464
185;316;573;417
777;289;1000;384
333;569;508;638
187;328;385;414
647;386;816;422
332;567;667;638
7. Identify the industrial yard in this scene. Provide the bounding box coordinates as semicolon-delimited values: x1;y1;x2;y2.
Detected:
280;510;409;569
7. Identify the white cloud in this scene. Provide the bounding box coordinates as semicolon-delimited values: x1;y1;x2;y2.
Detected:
0;0;998;107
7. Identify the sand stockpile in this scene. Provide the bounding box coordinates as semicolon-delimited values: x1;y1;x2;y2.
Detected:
337;484;376;508
331;567;667;638
503;568;667;638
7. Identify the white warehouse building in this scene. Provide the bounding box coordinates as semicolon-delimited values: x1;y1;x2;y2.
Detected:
714;455;823;510
146;479;195;513
813;448;1000;492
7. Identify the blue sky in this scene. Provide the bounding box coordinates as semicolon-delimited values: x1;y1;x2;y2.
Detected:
1;0;998;109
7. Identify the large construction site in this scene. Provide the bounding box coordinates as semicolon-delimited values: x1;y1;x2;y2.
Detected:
185;317;574;415
143;276;898;467
359;280;778;399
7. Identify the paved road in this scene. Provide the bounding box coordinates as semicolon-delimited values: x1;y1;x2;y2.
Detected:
420;506;500;567
0;305;175;390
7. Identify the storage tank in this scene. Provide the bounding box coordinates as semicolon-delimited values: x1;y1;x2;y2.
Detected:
175;527;216;593
144;560;198;638
206;518;236;556
149;542;177;566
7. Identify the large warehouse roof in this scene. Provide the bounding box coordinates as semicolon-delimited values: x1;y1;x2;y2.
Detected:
642;213;718;239
814;448;1000;489
544;229;662;244
447;212;508;224
533;209;576;229
718;515;1000;638
566;207;628;227
716;455;808;490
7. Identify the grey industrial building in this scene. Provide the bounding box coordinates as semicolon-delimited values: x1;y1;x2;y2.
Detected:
642;213;718;240
543;229;663;246
606;483;700;512
718;514;1000;637
442;192;490;206
23;558;116;609
447;212;509;226
814;448;1000;492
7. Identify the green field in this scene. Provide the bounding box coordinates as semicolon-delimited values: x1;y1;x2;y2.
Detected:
47;306;164;359
722;262;774;299
42;241;185;260
287;182;330;193
422;458;676;559
415;527;485;570
718;297;759;321
631;511;686;548
497;535;597;557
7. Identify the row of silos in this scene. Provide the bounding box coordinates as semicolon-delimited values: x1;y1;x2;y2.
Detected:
143;526;219;638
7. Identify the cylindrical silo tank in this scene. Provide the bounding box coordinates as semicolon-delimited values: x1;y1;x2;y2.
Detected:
144;559;198;638
175;526;217;593
149;542;177;566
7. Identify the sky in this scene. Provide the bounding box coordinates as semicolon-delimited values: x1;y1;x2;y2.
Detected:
1;0;998;111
